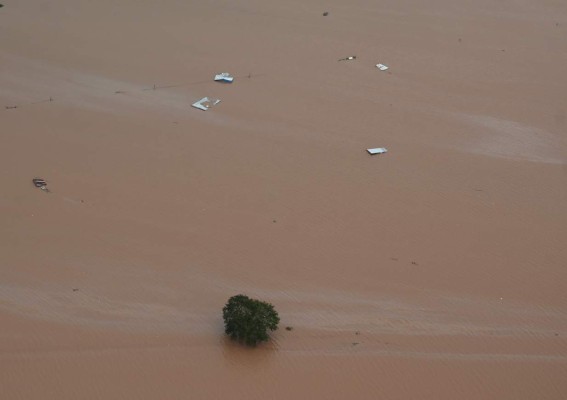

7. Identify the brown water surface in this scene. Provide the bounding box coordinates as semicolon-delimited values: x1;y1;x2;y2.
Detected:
1;0;566;398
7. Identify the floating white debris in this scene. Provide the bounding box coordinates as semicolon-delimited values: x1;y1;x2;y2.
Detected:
214;72;234;83
376;63;389;71
338;55;357;61
367;147;388;155
192;97;221;111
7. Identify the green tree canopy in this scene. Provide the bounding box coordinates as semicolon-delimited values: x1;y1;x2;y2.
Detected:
222;294;280;346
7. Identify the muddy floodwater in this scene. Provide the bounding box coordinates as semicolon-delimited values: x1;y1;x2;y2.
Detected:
1;1;566;399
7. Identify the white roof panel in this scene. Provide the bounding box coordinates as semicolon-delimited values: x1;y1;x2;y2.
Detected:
367;147;388;155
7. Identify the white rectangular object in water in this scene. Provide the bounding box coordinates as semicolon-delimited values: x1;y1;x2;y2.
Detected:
367;147;388;155
214;72;234;83
376;64;389;71
192;97;220;111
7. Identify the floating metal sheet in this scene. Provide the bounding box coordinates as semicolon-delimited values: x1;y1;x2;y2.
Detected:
192;97;221;111
367;147;388;155
214;72;234;83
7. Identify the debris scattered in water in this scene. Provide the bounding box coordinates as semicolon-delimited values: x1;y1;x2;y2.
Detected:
214;72;234;83
338;55;356;62
32;178;49;192
367;147;388;155
323;11;329;16
191;97;221;111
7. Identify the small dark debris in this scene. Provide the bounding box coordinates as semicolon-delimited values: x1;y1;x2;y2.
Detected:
391;257;398;261
32;178;46;187
355;331;360;335
555;333;559;336
72;288;79;292
338;55;356;62
285;326;293;331
32;178;48;191
352;342;359;346
323;11;329;16
5;105;18;109
273;219;277;223
458;38;462;42
411;261;418;265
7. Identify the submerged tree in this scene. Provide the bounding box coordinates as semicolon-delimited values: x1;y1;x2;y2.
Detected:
222;294;280;346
